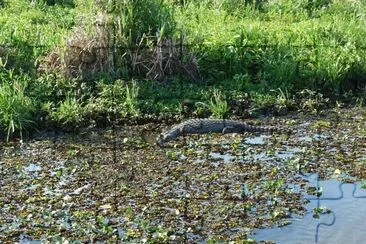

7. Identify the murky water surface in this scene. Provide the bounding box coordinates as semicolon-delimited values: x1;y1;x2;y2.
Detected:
252;176;366;243
1;108;366;242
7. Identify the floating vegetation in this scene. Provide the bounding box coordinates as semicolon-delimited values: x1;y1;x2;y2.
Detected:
0;107;365;242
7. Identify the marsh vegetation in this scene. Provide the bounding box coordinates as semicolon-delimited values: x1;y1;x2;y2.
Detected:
0;0;365;137
1;107;366;242
1;0;366;242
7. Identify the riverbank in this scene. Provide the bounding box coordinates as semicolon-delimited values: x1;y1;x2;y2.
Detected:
1;0;365;141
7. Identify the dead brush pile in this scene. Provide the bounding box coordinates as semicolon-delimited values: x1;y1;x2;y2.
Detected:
131;37;200;82
39;16;112;79
63;24;111;79
39;17;200;82
38;13;113;79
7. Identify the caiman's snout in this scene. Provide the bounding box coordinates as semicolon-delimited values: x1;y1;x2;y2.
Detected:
156;134;165;147
156;133;176;147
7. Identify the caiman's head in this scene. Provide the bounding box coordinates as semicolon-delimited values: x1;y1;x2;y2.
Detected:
156;134;165;147
156;129;179;147
156;133;171;147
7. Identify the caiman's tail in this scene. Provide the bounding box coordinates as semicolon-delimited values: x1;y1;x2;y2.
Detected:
242;124;292;134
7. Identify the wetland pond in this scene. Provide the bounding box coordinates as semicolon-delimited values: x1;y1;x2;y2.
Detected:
1;108;366;243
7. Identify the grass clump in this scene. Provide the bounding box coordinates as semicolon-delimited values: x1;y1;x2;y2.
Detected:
0;68;35;141
197;89;229;119
45;95;84;128
124;80;140;116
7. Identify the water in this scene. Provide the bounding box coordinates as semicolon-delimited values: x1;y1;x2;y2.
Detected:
3;118;365;243
244;135;268;145
238;134;366;244
251;178;366;244
152;133;366;243
23;163;42;172
206;134;366;243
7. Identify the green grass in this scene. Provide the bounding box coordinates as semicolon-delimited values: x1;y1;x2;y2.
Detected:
196;89;229;119
47;95;84;126
0;0;366;138
176;0;366;91
124;80;140;116
0;0;75;72
0;68;35;141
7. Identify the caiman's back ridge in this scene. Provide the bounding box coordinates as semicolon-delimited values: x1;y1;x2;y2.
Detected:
157;118;290;146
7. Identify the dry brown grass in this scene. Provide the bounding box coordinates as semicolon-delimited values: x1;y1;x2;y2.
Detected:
39;14;112;79
132;37;200;82
39;16;200;82
63;15;112;78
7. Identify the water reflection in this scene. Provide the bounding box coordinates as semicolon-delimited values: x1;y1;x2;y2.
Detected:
252;178;366;244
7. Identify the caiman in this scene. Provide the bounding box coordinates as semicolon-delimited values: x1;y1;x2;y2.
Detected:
157;118;291;146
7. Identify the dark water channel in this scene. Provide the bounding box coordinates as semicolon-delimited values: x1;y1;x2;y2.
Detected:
241;136;366;244
252;176;366;244
195;132;366;243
